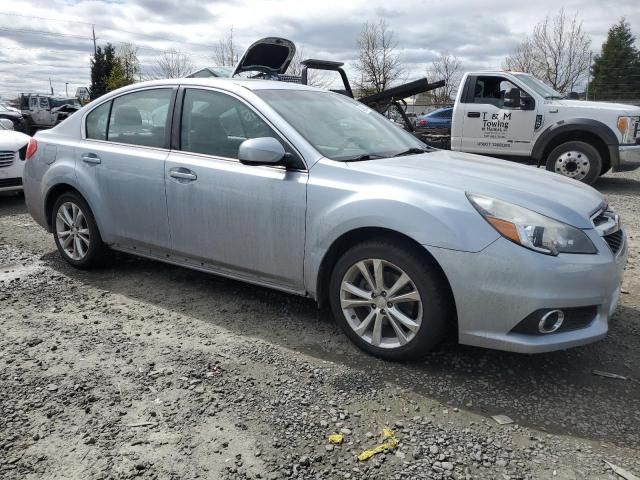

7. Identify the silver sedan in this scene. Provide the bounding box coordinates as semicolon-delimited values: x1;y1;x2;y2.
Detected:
22;78;627;360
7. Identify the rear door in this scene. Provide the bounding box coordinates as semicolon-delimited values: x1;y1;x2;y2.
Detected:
457;75;537;156
164;87;308;292
79;87;175;251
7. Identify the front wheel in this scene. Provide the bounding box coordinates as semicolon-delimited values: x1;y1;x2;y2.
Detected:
329;240;451;361
545;141;602;185
52;192;107;269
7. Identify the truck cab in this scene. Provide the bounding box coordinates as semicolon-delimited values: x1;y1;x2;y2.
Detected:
451;71;640;184
20;94;81;135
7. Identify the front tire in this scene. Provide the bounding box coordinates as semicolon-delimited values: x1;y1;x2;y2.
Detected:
52;192;107;269
545;141;602;185
329;240;451;361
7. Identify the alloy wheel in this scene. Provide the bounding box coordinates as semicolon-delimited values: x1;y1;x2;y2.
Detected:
55;202;90;261
340;258;422;349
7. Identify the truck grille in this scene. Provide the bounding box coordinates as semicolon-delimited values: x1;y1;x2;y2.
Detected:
0;151;15;168
0;178;22;188
603;230;624;255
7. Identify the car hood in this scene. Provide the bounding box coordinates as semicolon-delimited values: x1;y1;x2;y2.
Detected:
346;150;604;229
550;99;640;115
0;130;30;150
232;37;296;76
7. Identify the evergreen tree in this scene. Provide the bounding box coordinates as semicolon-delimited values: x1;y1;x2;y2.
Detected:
90;43;116;100
589;19;640;100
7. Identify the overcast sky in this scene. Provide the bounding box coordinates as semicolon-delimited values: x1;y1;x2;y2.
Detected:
1;0;639;99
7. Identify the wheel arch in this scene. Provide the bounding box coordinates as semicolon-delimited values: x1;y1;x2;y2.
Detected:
315;227;458;334
45;183;97;232
532;118;619;174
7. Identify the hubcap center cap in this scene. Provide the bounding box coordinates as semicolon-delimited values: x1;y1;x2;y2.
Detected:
375;296;387;309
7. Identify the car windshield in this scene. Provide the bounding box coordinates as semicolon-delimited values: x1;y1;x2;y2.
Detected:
254;89;428;161
50;97;81;108
515;74;564;99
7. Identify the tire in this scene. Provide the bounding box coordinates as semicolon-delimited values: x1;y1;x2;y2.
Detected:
328;239;451;361
545;141;602;185
52;192;108;269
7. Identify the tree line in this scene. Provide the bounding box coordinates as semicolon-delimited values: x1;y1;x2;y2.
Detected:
90;14;640;102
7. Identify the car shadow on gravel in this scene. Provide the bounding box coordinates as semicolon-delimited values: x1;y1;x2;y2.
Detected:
0;192;27;216
41;249;640;448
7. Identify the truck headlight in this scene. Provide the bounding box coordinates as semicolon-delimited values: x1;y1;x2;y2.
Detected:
467;193;596;256
617;116;640;144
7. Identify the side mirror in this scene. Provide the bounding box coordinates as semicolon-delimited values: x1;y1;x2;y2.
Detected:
0;119;14;130
503;87;521;109
238;137;286;166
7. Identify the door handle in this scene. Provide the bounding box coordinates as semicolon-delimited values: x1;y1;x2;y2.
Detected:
467;112;481;118
81;153;101;164
169;168;197;181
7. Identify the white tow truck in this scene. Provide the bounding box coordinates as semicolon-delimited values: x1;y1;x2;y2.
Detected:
443;71;640;184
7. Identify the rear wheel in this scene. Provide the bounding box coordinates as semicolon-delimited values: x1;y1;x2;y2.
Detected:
52;192;107;269
329;240;451;361
545;141;602;185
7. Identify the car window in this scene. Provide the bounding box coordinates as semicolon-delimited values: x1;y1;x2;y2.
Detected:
180;89;281;160
86;101;111;140
473;77;528;108
39;97;49;109
30;97;38;108
442;109;452;118
107;89;172;148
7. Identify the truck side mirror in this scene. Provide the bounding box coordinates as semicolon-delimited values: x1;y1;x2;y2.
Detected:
503;87;521;109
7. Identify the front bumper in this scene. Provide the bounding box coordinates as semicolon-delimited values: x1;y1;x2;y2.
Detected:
619;144;640;164
0;152;24;192
428;230;627;353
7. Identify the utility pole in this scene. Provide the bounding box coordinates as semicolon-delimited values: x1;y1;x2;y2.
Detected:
49;78;53;95
92;25;97;56
65;82;69;96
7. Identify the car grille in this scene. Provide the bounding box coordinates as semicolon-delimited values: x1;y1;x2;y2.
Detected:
604;229;624;255
0;177;22;188
0;151;15;168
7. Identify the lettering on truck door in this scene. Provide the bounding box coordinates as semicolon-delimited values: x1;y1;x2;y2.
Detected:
459;75;537;156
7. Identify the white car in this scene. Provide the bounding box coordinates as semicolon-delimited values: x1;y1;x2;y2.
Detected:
0;122;30;193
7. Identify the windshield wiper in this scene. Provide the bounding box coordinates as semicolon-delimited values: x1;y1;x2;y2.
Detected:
341;153;387;162
393;147;428;157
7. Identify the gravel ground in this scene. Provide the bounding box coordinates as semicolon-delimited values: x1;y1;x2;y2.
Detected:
1;162;639;480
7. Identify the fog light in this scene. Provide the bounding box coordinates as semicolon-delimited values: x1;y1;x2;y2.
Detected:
538;309;565;333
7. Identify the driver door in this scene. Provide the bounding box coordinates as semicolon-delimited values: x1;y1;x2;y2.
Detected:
164;87;308;293
459;76;537;156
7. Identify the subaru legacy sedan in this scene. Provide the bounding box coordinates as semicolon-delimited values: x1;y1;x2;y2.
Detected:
22;78;627;360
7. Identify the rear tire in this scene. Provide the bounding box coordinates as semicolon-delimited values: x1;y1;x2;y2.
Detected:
545;141;602;185
52;192;108;269
329;239;451;361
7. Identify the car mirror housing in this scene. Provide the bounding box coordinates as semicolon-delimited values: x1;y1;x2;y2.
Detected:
238;137;286;165
503;87;521;109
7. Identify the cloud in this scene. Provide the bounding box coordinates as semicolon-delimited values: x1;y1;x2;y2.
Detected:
0;0;638;98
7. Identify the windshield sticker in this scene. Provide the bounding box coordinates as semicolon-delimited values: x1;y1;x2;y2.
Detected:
480;112;510;139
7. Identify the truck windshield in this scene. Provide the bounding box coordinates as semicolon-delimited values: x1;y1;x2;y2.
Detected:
254;89;428;161
515;74;564;99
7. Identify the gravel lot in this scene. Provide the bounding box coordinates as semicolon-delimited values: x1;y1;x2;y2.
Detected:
1;162;639;480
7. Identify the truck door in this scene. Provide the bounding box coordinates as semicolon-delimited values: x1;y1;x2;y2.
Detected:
457;75;537;157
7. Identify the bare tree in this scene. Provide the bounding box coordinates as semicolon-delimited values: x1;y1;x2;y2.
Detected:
504;9;591;93
353;19;403;95
213;26;241;67
287;47;332;88
427;52;462;103
148;49;195;79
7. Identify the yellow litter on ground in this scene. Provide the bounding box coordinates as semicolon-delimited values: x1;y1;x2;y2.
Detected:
327;433;344;444
357;428;400;461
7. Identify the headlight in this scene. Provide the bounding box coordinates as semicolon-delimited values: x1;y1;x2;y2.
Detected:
617;116;640;144
467;193;597;256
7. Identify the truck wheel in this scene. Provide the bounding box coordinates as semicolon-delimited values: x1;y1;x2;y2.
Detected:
545;141;602;185
329;240;450;361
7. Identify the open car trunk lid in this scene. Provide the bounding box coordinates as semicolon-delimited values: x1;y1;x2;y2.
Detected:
232;37;296;76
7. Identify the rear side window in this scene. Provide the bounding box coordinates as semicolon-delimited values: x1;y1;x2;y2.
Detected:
180;89;279;159
39;97;49;109
107;89;173;148
86;101;111;140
